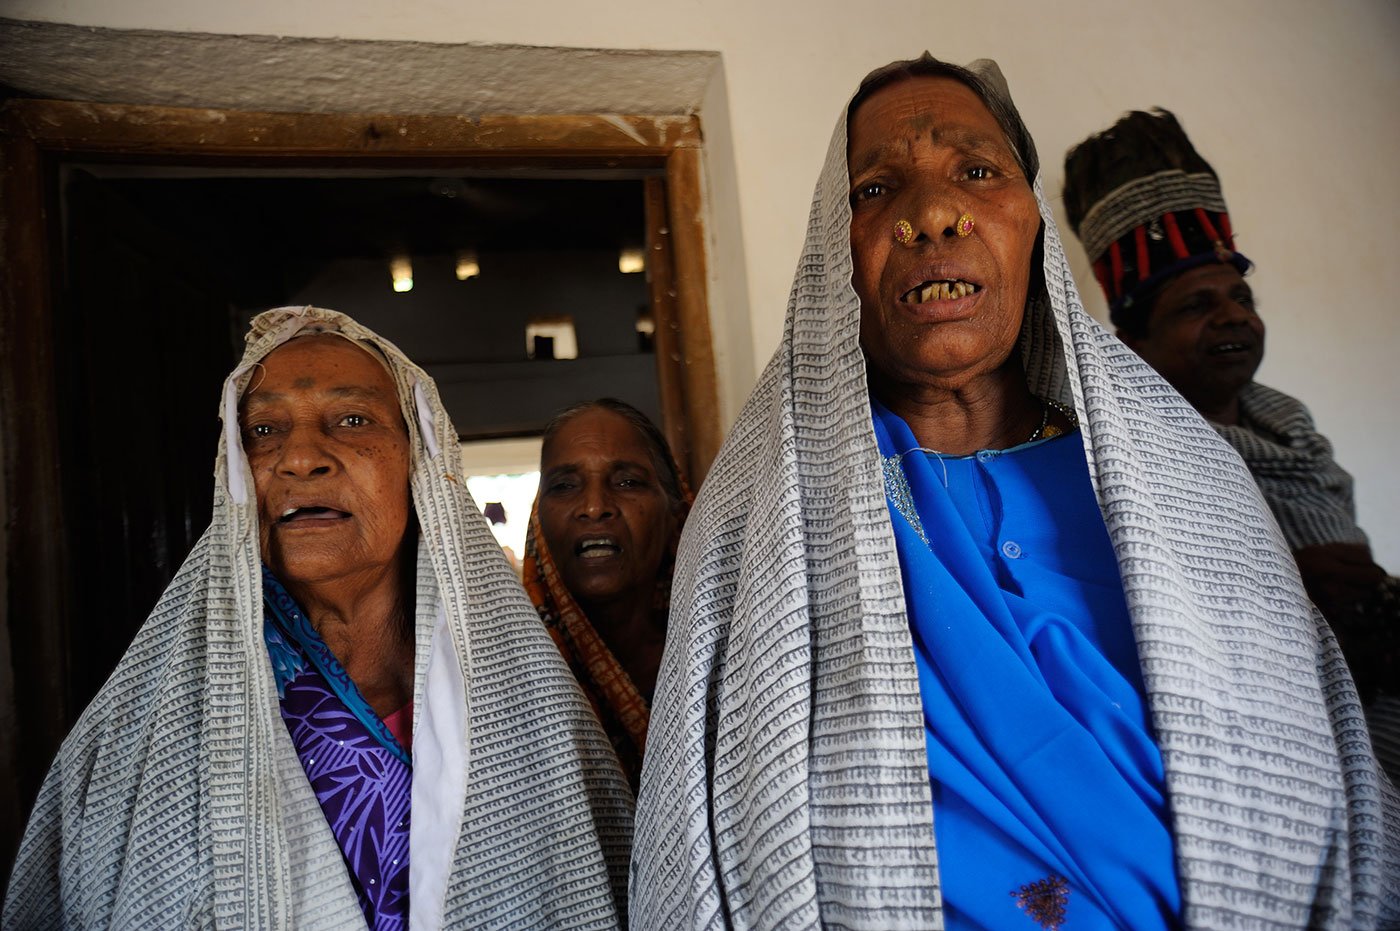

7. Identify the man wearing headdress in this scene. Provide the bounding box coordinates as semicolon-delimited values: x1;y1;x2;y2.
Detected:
1063;109;1398;770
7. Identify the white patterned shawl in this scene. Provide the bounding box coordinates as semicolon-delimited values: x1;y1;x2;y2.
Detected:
631;72;1400;930
4;306;633;929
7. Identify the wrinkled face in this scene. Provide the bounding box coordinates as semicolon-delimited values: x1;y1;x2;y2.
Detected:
537;408;678;612
848;76;1041;395
1122;264;1265;410
241;335;412;588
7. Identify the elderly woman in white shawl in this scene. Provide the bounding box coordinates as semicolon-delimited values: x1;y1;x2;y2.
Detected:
5;307;632;929
632;55;1400;930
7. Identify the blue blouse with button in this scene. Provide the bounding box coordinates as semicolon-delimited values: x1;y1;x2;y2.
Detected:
872;399;1181;931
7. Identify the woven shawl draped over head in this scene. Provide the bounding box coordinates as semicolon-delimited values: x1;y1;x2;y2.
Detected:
630;61;1400;930
5;306;633;929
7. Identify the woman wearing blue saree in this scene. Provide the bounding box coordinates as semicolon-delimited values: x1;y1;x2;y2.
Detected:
632;56;1400;930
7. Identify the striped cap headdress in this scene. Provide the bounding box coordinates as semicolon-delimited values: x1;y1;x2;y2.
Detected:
1062;108;1250;330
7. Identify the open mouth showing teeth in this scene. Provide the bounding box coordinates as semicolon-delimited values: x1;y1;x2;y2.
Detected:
1209;343;1251;355
901;280;980;303
279;506;351;523
576;538;621;559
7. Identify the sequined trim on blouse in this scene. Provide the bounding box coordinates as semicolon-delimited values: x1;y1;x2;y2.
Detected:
881;452;928;546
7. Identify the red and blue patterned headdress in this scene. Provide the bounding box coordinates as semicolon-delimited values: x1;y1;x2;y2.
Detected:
1062;109;1250;331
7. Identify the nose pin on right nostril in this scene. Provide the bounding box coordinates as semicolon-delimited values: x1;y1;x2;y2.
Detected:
893;219;915;246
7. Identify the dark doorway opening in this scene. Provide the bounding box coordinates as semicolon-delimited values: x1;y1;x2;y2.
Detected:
70;169;661;435
1;99;723;873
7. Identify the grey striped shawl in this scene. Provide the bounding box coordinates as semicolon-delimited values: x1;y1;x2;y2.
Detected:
631;73;1400;930
4;307;633;929
1217;382;1368;551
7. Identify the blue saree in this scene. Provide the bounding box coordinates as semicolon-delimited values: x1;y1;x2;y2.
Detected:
263;567;411;931
873;401;1180;930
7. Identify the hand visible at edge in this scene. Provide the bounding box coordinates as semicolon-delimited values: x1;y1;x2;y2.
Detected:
1294;543;1387;614
1296;542;1397;705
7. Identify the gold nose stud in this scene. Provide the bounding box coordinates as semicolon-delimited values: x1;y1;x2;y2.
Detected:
893;219;915;245
956;213;975;237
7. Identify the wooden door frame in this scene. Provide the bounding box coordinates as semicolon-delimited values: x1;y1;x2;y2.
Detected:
0;97;722;868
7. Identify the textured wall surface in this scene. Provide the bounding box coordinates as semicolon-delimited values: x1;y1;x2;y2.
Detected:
0;19;718;115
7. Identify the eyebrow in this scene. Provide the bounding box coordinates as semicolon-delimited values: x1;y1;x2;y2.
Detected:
242;385;393;408
849;126;1013;176
1191;282;1252;299
543;458;654;476
849;140;912;177
327;386;391;400
927;126;1010;158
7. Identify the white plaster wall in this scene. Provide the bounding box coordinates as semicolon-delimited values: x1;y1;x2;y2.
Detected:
7;0;1398;564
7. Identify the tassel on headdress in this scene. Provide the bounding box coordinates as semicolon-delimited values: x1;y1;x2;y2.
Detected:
1062;109;1250;330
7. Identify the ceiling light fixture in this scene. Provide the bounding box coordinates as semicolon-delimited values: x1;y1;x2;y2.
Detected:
618;247;645;274
456;249;480;281
390;255;414;293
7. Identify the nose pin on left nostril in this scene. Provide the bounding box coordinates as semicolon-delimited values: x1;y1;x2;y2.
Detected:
893;219;915;245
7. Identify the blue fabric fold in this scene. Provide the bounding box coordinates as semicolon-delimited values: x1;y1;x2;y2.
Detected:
873;401;1180;930
263;566;410;765
261;566;412;930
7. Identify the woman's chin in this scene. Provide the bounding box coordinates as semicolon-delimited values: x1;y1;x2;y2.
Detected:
569;573;656;617
567;574;630;608
265;545;380;588
878;344;1013;394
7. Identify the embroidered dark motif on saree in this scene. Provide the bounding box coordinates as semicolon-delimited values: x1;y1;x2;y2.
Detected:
1011;874;1068;930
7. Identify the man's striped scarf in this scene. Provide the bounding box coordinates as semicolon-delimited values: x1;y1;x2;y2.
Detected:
1217;381;1368;551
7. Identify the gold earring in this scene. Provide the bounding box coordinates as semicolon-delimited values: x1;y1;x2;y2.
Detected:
956;213;975;237
893;219;915;245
